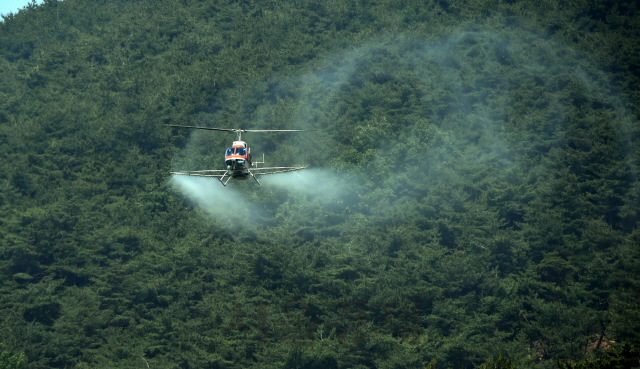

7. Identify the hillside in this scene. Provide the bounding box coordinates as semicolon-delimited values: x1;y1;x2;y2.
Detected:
1;0;639;368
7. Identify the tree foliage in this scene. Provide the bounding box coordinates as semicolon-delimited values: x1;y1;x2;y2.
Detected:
0;0;639;368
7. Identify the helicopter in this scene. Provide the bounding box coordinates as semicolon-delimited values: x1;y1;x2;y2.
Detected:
166;124;310;186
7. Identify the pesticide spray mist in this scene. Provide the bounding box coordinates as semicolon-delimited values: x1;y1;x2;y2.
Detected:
169;20;637;231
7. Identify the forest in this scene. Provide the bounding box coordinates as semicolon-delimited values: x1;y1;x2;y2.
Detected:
1;0;639;368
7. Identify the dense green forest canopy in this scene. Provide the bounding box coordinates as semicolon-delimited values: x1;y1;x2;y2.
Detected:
1;0;639;368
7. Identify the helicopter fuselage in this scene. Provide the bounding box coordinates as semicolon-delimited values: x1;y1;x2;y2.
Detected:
225;141;252;180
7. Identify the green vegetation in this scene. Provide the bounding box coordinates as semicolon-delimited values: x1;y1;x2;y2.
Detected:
0;345;26;369
1;0;639;368
558;339;640;369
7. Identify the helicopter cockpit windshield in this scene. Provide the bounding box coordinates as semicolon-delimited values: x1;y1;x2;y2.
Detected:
225;147;246;157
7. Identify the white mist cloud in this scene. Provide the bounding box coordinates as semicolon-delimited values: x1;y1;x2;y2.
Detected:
169;169;356;229
260;168;353;201
169;23;638;230
169;175;262;225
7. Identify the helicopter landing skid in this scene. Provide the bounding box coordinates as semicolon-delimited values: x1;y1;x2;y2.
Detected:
218;172;232;187
248;169;261;185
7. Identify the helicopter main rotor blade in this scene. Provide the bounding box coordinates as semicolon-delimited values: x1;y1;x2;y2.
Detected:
242;129;314;132
165;125;313;132
165;124;236;132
